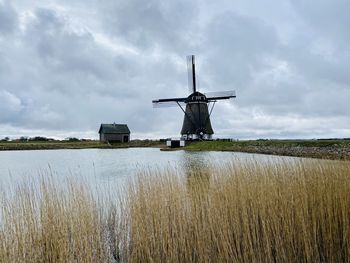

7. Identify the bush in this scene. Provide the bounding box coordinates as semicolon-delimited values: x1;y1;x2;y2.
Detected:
29;136;50;141
67;137;80;142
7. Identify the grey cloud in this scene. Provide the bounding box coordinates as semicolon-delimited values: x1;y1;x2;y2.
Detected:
0;4;188;135
291;0;350;45
193;7;350;138
98;0;199;52
200;12;279;91
0;90;23;122
0;0;349;139
0;1;18;35
25;9;115;83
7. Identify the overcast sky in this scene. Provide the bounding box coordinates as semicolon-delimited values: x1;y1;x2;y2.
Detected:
0;0;349;139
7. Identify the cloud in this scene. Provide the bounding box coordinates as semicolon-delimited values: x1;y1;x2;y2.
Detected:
0;1;18;35
291;0;350;45
0;90;23;122
97;0;199;52
0;0;349;139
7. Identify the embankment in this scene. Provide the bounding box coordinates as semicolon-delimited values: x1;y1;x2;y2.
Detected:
185;140;350;160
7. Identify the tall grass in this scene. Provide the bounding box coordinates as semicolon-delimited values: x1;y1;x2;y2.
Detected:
1;159;350;262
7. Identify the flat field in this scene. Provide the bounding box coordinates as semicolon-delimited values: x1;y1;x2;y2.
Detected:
1;138;350;160
0;139;163;151
185;139;350;160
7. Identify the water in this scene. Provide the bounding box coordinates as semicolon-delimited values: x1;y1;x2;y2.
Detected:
0;148;295;190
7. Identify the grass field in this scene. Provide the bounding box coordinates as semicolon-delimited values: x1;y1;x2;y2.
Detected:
0;139;163;151
186;139;350;148
185;140;350;160
1;159;349;262
2;139;350;160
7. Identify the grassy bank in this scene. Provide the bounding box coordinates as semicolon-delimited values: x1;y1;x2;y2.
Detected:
3;139;350;161
1;159;350;262
0;139;163;151
185;140;350;160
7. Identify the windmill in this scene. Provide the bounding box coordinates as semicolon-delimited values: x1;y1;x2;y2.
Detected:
152;55;236;140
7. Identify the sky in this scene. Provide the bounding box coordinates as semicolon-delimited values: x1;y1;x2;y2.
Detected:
0;0;350;140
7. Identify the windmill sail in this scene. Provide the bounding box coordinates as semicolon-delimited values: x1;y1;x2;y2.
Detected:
152;101;186;108
205;90;236;101
187;55;196;93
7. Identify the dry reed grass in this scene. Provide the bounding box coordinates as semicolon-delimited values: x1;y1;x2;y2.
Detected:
1;159;350;262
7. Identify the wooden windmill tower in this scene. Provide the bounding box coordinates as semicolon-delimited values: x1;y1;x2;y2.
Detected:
152;55;236;140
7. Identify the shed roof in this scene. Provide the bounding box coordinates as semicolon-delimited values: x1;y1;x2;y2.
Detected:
99;124;130;134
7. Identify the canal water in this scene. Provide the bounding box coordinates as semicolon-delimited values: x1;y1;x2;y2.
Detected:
0;148;297;190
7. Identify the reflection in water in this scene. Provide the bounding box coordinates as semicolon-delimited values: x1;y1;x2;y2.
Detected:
182;152;211;171
181;152;211;204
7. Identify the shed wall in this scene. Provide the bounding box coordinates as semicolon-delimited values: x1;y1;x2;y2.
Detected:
100;133;130;143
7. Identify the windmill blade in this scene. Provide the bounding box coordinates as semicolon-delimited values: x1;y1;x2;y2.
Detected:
152;101;186;108
205;90;236;101
187;55;196;93
152;97;187;103
204;90;236;97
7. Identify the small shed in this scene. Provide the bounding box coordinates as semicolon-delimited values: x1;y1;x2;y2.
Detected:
99;123;130;143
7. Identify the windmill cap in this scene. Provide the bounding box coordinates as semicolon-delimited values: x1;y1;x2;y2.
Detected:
186;91;208;103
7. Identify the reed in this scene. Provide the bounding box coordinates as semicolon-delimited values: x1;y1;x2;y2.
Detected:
1;159;350;262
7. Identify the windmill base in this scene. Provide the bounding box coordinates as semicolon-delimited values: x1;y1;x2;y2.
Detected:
181;134;213;141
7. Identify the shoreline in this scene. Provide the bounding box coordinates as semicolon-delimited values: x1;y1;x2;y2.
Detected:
184;140;350;160
1;139;350;161
0;140;164;151
186;147;350;160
